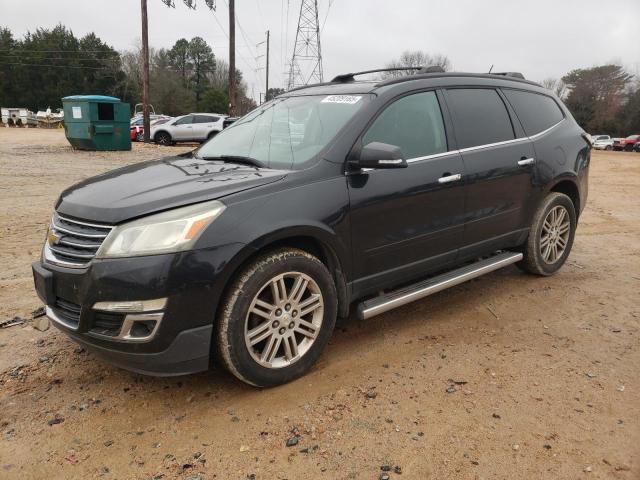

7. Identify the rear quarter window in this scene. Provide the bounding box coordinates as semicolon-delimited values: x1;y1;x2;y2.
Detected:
503;89;564;136
445;88;515;149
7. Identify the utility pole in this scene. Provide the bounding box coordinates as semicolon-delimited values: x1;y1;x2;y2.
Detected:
140;0;150;142
265;30;270;101
228;0;236;116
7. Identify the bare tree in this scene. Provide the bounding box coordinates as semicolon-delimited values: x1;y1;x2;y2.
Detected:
541;77;568;99
382;51;451;78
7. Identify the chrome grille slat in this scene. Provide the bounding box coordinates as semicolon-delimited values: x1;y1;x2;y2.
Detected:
45;214;113;268
51;220;110;239
57;238;102;249
49;245;96;259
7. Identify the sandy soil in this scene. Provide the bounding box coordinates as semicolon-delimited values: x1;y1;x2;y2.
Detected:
0;128;639;479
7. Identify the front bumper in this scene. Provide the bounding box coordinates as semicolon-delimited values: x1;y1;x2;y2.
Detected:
32;243;246;376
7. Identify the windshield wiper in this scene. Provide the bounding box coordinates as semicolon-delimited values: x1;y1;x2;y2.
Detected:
197;155;266;168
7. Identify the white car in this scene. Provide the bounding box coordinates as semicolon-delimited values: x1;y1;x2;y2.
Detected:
151;113;226;145
591;134;614;151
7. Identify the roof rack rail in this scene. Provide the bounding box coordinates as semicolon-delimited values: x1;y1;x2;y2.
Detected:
492;72;525;79
332;66;444;83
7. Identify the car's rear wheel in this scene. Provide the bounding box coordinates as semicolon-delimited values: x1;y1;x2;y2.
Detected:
217;248;337;387
155;131;172;145
518;192;576;276
605;145;612;151
135;131;144;142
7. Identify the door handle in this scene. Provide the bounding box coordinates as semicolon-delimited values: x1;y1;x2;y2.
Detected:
518;157;535;166
438;173;462;184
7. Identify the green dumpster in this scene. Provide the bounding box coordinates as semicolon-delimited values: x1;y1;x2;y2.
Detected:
62;95;131;151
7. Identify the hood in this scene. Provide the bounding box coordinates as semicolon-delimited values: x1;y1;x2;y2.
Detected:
56;155;287;224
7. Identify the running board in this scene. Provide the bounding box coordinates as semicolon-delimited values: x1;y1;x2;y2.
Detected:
357;251;523;320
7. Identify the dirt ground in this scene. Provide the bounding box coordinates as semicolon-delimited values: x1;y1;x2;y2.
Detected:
0;128;638;480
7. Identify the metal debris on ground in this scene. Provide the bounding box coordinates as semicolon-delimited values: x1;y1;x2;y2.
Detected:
0;316;25;328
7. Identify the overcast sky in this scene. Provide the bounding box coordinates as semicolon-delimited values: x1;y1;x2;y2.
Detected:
3;0;639;102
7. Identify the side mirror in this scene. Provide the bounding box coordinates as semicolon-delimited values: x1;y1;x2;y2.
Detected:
351;142;408;169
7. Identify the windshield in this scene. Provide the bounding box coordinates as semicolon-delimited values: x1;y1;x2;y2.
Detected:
196;94;367;169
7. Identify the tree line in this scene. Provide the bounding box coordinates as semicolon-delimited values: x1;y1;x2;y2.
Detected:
386;50;640;136
1;28;638;134
0;25;256;117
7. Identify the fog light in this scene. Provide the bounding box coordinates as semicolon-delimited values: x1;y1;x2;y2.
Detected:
119;313;163;342
129;319;157;338
93;298;167;312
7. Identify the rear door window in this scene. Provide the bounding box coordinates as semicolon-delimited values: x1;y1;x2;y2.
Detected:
362;91;447;159
195;115;218;123
503;89;564;136
445;88;515;149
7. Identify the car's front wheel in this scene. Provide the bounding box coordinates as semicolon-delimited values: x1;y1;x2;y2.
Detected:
518;192;576;276
206;131;218;141
154;131;172;145
217;248;337;387
135;131;144;142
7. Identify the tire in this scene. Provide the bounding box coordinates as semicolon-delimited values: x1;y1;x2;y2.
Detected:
518;192;576;276
217;248;337;387
135;131;144;142
154;131;172;146
206;131;218;141
605;145;612;151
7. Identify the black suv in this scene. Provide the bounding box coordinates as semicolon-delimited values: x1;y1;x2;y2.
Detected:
33;69;590;387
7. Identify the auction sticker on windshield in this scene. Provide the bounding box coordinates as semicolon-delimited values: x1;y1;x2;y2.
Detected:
322;95;362;104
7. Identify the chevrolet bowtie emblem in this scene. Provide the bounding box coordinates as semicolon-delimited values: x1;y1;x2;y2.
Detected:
47;228;61;246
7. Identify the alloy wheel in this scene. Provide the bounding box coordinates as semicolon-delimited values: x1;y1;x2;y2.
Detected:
540;205;571;264
244;271;324;369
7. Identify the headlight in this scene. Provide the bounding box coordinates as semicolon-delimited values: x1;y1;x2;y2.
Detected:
96;200;225;258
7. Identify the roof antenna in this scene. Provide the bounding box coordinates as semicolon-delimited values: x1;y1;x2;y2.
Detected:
488;64;494;74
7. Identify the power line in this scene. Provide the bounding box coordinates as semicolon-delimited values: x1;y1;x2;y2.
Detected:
321;0;334;33
0;62;116;70
0;55;118;61
0;49;117;53
218;0;263;96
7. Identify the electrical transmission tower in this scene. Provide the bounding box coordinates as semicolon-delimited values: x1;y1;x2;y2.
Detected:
287;0;323;90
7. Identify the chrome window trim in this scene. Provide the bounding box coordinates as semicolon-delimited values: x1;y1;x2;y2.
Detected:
457;136;529;153
528;118;565;140
350;116;566;174
406;150;460;164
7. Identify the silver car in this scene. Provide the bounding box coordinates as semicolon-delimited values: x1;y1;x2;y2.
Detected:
151;113;226;145
591;134;614;151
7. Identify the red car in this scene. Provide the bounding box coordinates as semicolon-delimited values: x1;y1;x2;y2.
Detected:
130;116;171;142
614;134;640;151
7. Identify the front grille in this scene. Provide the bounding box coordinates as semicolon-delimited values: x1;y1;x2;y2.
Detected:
47;213;113;268
90;312;125;337
51;298;81;328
